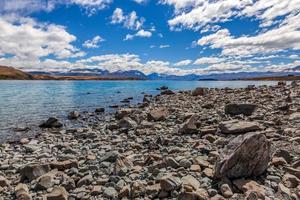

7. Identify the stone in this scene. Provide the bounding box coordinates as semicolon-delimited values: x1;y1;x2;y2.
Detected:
103;187;117;198
220;183;233;198
219;120;261;134
283;173;299;188
0;176;10;187
118;117;137;129
203;168;214;178
289;112;300;120
44;187;68;200
15;183;32;200
192;87;207;96
160;175;182;191
233;179;265;199
101;151;119;162
90;185;102;196
130;181;146;198
278;183;291;199
225;103;257;116
161;89;175;95
165;157;180;169
145;184;160;196
272;156;287;166
50;160;79;170
179;115;198;134
67;111;79;119
181;175;200;191
35;171;56;190
179;158;192;168
273;149;292;163
215;133;270;179
95;108;105;113
20;163;51;181
114;155;133;176
190;165;201;172
39;117;63;128
147;108;168;121
77;174;93;187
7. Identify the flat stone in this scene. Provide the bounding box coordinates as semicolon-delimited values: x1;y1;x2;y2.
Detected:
147;108;168;121
219;120;261;134
233;179;265;199
44;186;68;200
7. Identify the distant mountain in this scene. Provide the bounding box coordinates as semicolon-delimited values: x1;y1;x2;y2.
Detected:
290;66;300;71
0;66;34;80
30;69;148;79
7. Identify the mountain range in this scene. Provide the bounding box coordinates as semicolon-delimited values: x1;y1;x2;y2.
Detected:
1;65;300;80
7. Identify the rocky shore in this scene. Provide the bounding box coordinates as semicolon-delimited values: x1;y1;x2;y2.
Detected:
0;81;300;200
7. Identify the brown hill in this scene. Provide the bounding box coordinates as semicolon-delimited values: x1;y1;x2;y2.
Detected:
0;66;34;80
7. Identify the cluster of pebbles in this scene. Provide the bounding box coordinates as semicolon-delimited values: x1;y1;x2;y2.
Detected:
0;81;300;200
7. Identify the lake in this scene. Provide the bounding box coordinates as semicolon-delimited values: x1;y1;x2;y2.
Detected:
0;80;279;141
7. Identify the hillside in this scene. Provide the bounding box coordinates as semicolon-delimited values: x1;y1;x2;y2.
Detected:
0;66;34;80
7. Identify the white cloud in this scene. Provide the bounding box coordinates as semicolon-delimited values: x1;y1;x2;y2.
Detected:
194;57;225;65
124;29;152;40
83;35;104;48
174;59;192;66
111;8;145;30
0;16;84;61
289;54;300;59
159;45;170;48
133;0;148;4
197;13;300;57
0;0;113;16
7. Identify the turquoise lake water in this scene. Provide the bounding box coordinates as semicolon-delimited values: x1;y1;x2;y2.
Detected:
0;80;279;140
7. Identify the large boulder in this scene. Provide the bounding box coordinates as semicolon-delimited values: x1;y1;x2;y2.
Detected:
219;120;260;134
225;103;257;116
160;175;182;192
44;186;68;200
15;183;31;200
39;117;62;128
215;133;270;179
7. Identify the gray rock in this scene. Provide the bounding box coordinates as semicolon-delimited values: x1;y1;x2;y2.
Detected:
215;133;270;179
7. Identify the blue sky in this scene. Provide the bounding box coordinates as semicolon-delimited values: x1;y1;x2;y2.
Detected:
0;0;299;75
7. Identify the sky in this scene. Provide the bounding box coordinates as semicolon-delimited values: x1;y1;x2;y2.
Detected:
0;0;300;75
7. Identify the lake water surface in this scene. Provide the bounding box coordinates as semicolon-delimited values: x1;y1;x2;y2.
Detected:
0;80;279;140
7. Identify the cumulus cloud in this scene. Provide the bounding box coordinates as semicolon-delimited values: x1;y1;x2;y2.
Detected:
124;29;152;40
0;16;84;61
174;59;192;66
83;35;104;48
0;0;113;16
197;13;300;57
111;8;145;30
194;57;225;65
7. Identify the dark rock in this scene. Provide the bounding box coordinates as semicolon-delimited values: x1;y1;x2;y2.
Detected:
192;87;207;96
161;89;175;95
39;117;62;128
68;111;79;120
95;108;105;113
20;163;51;181
225;103;257;116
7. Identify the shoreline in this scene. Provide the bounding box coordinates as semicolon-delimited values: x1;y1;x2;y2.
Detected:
0;81;300;199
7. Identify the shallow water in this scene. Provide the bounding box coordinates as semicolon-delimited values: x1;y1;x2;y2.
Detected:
0;80;279;141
